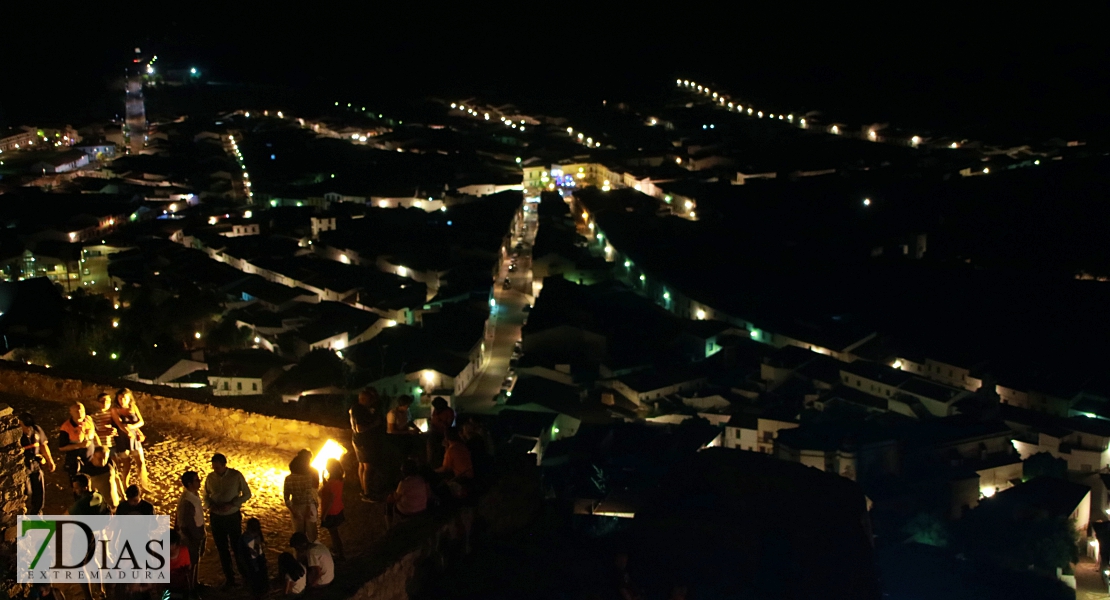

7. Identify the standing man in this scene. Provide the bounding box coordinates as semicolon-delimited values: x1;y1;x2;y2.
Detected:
350;389;385;501
204;453;252;588
19;412;55;515
58;402;95;478
427;397;455;466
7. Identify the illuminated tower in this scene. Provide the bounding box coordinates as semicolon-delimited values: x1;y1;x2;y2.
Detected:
125;47;146;154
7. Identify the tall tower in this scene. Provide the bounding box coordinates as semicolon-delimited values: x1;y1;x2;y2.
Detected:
125;47;146;154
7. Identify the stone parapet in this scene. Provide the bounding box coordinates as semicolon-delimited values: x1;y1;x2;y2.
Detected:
0;364;349;453
333;509;474;600
0;406;29;598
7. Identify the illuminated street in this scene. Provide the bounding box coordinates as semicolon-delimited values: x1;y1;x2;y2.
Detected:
1077;557;1110;600
455;200;539;413
2;392;385;599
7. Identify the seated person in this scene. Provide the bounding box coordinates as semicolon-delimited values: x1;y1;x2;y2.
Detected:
386;459;430;523
237;517;269;600
278;552;306;596
435;428;474;498
289;532;334;588
436;429;474;479
386;395;420;434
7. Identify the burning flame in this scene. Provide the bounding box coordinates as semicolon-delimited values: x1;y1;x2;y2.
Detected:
310;439;348;480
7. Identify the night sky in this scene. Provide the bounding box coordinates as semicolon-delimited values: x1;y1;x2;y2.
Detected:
4;7;1108;141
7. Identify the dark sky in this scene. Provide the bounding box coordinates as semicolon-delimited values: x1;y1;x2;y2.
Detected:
5;6;1108;139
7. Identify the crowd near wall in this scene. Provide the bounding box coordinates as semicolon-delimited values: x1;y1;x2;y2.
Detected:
0;362;473;599
0;364;349;455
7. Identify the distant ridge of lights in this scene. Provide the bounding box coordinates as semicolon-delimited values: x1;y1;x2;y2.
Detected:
676;77;931;150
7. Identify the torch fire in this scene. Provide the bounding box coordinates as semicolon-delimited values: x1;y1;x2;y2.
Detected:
310;439;348;480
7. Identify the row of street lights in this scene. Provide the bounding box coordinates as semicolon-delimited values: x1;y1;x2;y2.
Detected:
227;135;253;201
451;102;529;132
678;78;806;128
677;78;934;147
566;126;603;149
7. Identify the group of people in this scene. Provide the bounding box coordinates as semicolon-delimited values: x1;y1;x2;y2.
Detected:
349;389;494;518
17;386;494;599
19;388;147;519
171;449;348;598
170;451;339;599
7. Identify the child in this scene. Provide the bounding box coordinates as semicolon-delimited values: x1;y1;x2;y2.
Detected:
319;458;346;561
168;530;192;595
278;551;306;596
237;517;269;599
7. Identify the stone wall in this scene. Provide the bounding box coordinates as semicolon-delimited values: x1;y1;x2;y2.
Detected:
340;509;474;600
0;408;27;528
0;405;29;597
0;364;349;453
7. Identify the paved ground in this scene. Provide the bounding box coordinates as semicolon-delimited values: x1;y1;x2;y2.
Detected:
3;392;388;599
456;202;539;414
1077;556;1110;599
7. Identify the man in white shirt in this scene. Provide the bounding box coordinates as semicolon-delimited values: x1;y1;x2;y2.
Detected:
290;532;334;587
204;453;252;588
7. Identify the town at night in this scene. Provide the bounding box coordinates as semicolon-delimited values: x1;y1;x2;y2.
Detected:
0;9;1107;600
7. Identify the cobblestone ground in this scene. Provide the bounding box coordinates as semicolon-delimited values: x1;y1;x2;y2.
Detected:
2;393;388;599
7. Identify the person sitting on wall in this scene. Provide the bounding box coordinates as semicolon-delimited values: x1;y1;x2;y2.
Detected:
387;395;420;435
386;458;431;527
435;428;474;500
